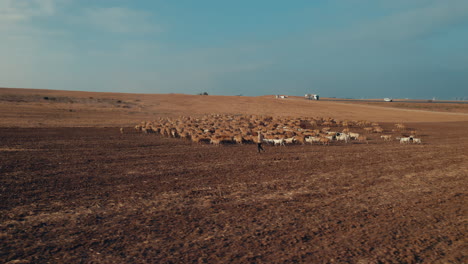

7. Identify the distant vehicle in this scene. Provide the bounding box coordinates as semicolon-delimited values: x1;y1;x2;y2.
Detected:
384;98;393;102
305;94;319;100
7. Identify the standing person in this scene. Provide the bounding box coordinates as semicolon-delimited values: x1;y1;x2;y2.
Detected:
257;131;265;153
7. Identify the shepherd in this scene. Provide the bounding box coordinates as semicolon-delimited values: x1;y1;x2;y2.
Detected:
257;131;265;153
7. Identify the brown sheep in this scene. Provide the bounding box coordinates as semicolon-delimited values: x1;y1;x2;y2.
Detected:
319;137;330;145
243;135;255;144
373;127;384;133
357;135;368;144
395;123;406;130
294;135;306;145
210;137;222;146
233;135;244;144
380;135;392;141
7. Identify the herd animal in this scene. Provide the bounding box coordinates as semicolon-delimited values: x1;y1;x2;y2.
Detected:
132;115;423;146
380;135;392;141
399;136;422;144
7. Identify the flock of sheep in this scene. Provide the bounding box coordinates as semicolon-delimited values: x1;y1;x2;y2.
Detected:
129;114;422;146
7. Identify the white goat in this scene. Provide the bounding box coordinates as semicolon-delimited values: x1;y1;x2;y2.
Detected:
349;132;360;140
305;136;321;144
400;137;412;144
272;138;285;146
335;134;350;143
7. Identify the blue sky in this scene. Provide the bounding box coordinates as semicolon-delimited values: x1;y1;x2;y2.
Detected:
1;0;467;99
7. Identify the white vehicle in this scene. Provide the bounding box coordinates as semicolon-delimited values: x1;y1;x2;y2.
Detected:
384;98;393;102
305;94;320;100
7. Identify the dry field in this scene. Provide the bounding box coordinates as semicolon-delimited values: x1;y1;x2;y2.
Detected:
1;88;468;127
333;100;468;114
1;88;468;263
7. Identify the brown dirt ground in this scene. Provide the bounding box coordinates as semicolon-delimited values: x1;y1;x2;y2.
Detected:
1;88;467;263
334;100;468;114
1;88;468;128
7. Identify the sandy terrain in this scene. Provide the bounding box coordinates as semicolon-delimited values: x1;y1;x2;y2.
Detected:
334;100;468;114
1;88;467;263
1;88;467;127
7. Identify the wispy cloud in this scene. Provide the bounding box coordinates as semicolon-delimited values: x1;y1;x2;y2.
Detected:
81;7;162;34
0;0;55;23
1;1;163;35
358;0;468;42
318;0;468;46
0;0;64;37
1;1;466;98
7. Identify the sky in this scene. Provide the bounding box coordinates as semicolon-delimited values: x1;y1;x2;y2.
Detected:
1;0;468;99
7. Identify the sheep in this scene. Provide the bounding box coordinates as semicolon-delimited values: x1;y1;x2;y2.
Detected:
179;131;191;140
120;127;124;134
215;135;235;145
400;137;412;144
210;137;222;146
272;138;285;146
380;135;392;141
348;132;360;140
373;127;384;133
294;135;306;145
395;123;406;130
357;135;368;144
170;129;179;138
191;134;202;143
162;127;171;137
150;125;161;134
335;133;350;143
319;137;331;145
412;138;422;144
243;135;255;144
133;114;409;148
305;136;321;144
233;135;244;144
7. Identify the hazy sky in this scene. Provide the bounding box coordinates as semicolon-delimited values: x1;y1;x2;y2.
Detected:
1;0;467;99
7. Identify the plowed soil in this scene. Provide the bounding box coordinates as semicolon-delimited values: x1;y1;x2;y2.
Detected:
1;121;467;263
